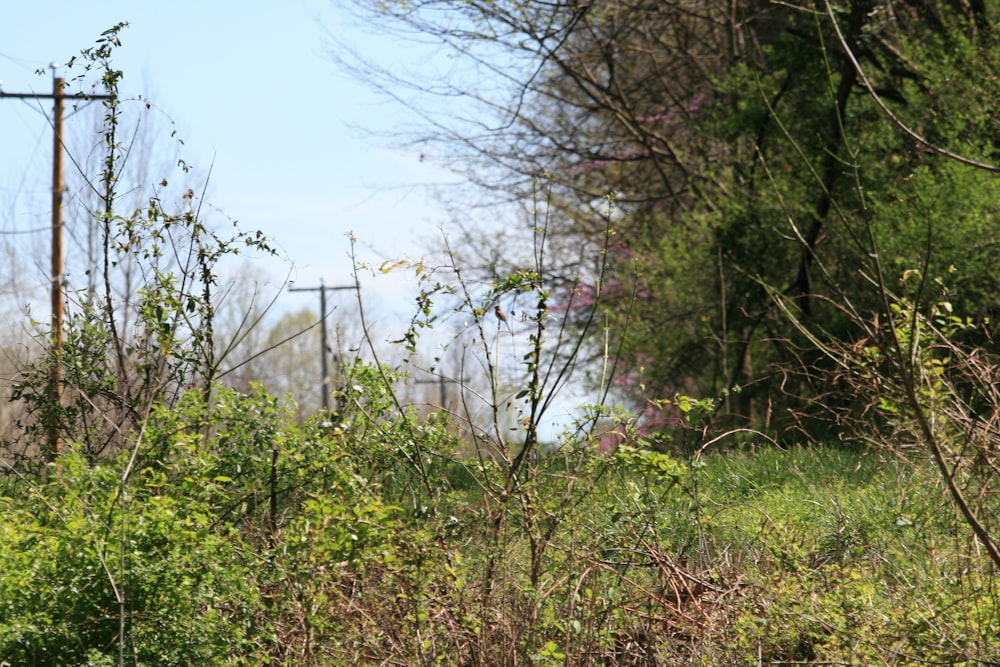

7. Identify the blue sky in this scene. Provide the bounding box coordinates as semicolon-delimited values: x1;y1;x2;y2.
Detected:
0;2;594;436
0;1;449;323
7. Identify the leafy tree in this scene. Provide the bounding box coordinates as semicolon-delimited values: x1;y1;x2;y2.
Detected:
338;0;1000;438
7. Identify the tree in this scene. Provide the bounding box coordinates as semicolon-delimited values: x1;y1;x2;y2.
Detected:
336;0;1000;438
225;307;326;415
7;25;276;459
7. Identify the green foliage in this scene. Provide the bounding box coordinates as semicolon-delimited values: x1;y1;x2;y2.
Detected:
0;446;259;665
0;376;417;665
614;444;687;482
357;0;1000;438
5;374;1000;664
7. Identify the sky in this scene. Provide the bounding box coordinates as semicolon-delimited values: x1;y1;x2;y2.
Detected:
0;1;452;328
0;2;596;436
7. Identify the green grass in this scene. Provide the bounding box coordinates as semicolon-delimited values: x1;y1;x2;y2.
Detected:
605;445;1000;664
434;443;1000;665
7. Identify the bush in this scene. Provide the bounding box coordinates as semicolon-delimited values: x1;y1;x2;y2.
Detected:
0;447;259;665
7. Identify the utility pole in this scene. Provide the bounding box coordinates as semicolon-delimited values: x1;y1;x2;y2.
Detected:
288;279;359;412
413;373;468;411
414;375;450;409
1;71;112;460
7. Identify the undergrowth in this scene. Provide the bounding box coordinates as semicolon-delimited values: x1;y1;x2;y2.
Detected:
3;398;997;665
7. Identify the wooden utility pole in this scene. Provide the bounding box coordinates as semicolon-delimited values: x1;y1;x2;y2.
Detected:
413;373;468;411
414;375;450;410
288;279;359;412
1;73;112;460
49;77;65;460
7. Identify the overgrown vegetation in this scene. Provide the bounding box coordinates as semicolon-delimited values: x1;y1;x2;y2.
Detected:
4;382;999;664
3;5;1000;665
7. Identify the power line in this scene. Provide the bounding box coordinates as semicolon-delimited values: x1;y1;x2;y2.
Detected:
0;225;49;235
0;50;43;70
